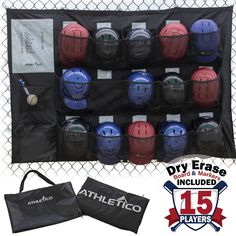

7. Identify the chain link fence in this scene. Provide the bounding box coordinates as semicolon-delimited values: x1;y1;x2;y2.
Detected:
0;0;235;179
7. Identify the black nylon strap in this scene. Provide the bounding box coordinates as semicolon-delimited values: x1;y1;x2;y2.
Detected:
19;170;56;193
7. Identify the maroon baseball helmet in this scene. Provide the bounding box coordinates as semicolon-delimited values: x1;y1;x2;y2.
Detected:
127;121;155;165
59;23;89;66
191;67;219;106
159;22;189;61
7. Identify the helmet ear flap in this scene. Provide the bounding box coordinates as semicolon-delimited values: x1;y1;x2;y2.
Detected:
59;23;89;66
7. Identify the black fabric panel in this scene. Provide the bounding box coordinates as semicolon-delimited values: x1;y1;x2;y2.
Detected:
218;10;235;158
6;7;236;163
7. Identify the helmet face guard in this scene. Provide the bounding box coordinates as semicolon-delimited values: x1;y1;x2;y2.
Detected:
127;28;152;60
190;19;220;63
128;71;153;108
162;73;185;104
59;23;89;66
191;67;219;107
61;68;91;110
193;117;221;153
160;122;187;158
128;121;155;165
159;22;189;61
62;118;90;160
96;122;122;165
95;28;119;61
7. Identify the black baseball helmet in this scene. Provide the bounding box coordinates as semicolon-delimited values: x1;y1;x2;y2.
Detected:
162;72;185;104
95;28;119;61
61;117;90;160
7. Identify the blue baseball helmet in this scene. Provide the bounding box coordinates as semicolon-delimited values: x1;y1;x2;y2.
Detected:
128;71;153;108
160;121;187;158
61;68;91;110
190;19;220;63
96;122;122;165
162;73;185;104
127;28;152;60
95;28;119;61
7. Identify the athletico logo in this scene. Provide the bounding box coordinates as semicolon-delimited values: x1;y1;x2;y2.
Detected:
164;160;227;232
27;195;53;206
78;189;142;213
116;196;128;202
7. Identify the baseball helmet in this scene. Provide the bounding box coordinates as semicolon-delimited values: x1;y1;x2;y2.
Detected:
191;67;219;107
190;19;220;63
127;28;152;60
59;23;89;66
193;117;221;153
96;122;122;165
159;22;189;61
61;117;90;160
162;73;185;104
128;71;153;108
160;121;187;158
60;68;91;110
95;28;119;61
128;121;155;165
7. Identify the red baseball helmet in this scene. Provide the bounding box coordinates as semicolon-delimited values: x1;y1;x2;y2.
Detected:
59;23;89;66
159;22;189;61
191;67;219;106
127;121;155;165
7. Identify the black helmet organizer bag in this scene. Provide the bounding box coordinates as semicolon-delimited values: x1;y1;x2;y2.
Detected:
4;170;82;233
6;7;236;163
77;177;149;233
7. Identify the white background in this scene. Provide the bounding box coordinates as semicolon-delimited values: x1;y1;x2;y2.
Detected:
1;0;236;235
0;159;236;236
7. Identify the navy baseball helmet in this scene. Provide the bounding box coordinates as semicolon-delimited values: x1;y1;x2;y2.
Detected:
61;117;90;160
160;121;187;158
61;68;91;110
162;73;185;104
95;28;119;61
96;122;122;165
127;28;152;60
128;71;153;108
190;19;220;63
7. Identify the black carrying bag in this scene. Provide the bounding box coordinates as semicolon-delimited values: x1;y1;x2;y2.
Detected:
4;170;82;233
77;177;149;233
